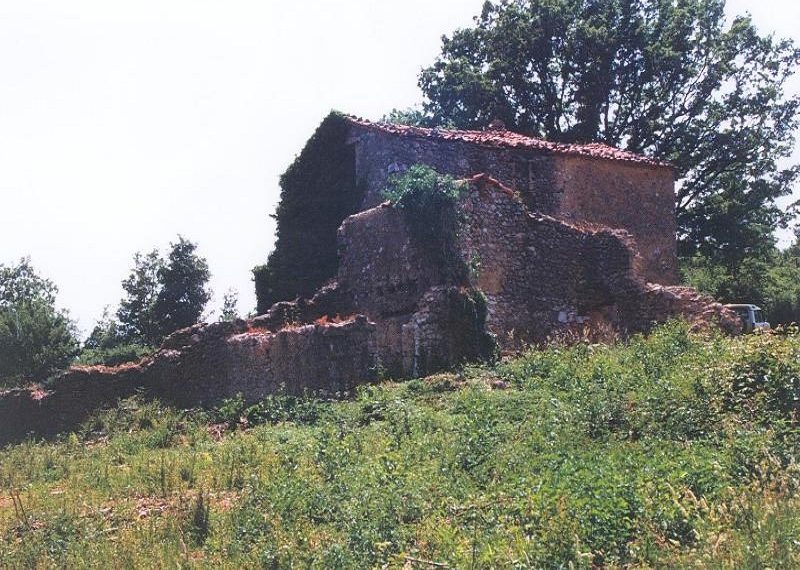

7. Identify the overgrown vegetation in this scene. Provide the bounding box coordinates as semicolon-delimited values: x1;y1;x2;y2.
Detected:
80;236;211;367
253;112;365;313
2;322;799;567
383;164;467;281
416;0;800;267
682;230;800;325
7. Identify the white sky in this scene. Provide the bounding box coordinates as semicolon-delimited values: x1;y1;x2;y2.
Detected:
1;0;798;337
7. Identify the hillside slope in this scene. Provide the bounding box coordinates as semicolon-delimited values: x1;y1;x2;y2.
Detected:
1;323;799;568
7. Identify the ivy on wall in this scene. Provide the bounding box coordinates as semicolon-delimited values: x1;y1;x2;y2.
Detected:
253;112;365;313
384;165;497;366
382;164;468;283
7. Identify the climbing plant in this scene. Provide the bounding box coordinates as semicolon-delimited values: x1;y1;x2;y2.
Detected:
253;112;364;313
383;164;467;282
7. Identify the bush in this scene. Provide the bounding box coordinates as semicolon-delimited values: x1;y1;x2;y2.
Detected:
383;165;467;280
76;343;153;367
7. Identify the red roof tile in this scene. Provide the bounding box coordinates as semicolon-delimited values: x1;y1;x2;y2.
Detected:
345;115;670;168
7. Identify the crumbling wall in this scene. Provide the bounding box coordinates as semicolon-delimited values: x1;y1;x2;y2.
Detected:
555;156;678;284
625;284;741;334
458;176;628;346
349;124;560;214
255;113;678;312
456;175;734;347
1;172;734;445
0;317;377;444
348;123;677;287
333;203;495;375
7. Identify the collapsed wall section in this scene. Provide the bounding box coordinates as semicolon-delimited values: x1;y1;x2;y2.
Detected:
0;317;377;444
457;175;737;346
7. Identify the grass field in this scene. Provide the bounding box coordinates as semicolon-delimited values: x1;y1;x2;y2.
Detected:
2;322;799;568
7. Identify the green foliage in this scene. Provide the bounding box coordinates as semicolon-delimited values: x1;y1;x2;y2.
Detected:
3;325;800;567
115;236;210;346
151;236;211;340
76;236;210;367
681;234;800;324
214;392;325;428
253;112;365;313
219;288;240;322
418;0;800;262
242;393;323;426
117;249;163;344
213;393;246;426
78;306;152;366
382;164;465;206
380;106;440;127
383;164;467;280
0;258;79;387
77;343;153;367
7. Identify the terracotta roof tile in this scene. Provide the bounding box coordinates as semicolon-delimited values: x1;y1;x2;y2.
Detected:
345;115;670;168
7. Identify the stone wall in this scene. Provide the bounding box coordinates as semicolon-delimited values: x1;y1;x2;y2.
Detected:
0;317;377;444
457;175;734;346
332;203;494;375
2;120;726;443
0;171;734;444
256;113;678;311
349;125;559;214
348;122;676;286
555;156;677;284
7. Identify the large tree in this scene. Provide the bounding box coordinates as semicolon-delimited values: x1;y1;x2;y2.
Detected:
150;236;211;338
117;249;164;345
418;0;799;259
0;258;79;386
115;236;211;346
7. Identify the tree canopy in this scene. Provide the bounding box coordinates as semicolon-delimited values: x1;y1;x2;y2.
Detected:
417;0;799;260
112;236;211;348
117;249;164;345
0;258;79;386
150;236;211;339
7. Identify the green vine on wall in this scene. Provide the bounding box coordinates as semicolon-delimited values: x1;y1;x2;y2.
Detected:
382;165;468;282
383;165;497;365
253;112;365;313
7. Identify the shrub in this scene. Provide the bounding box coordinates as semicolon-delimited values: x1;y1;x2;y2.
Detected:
76;343;153;367
382;164;467;280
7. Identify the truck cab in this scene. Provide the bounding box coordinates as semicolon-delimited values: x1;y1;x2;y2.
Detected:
725;304;770;333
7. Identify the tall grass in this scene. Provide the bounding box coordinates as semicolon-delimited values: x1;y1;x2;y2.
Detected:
1;322;798;568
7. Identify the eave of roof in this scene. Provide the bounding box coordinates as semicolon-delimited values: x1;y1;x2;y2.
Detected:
344;115;671;169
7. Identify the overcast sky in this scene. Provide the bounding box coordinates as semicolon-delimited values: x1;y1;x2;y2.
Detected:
1;0;798;336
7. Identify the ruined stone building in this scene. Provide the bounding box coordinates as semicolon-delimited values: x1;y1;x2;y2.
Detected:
0;112;736;443
254;112;678;313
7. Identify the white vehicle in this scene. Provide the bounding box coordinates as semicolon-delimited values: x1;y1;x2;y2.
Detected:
725;304;771;333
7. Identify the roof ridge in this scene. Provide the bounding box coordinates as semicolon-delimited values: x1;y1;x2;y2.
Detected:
343;114;671;168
